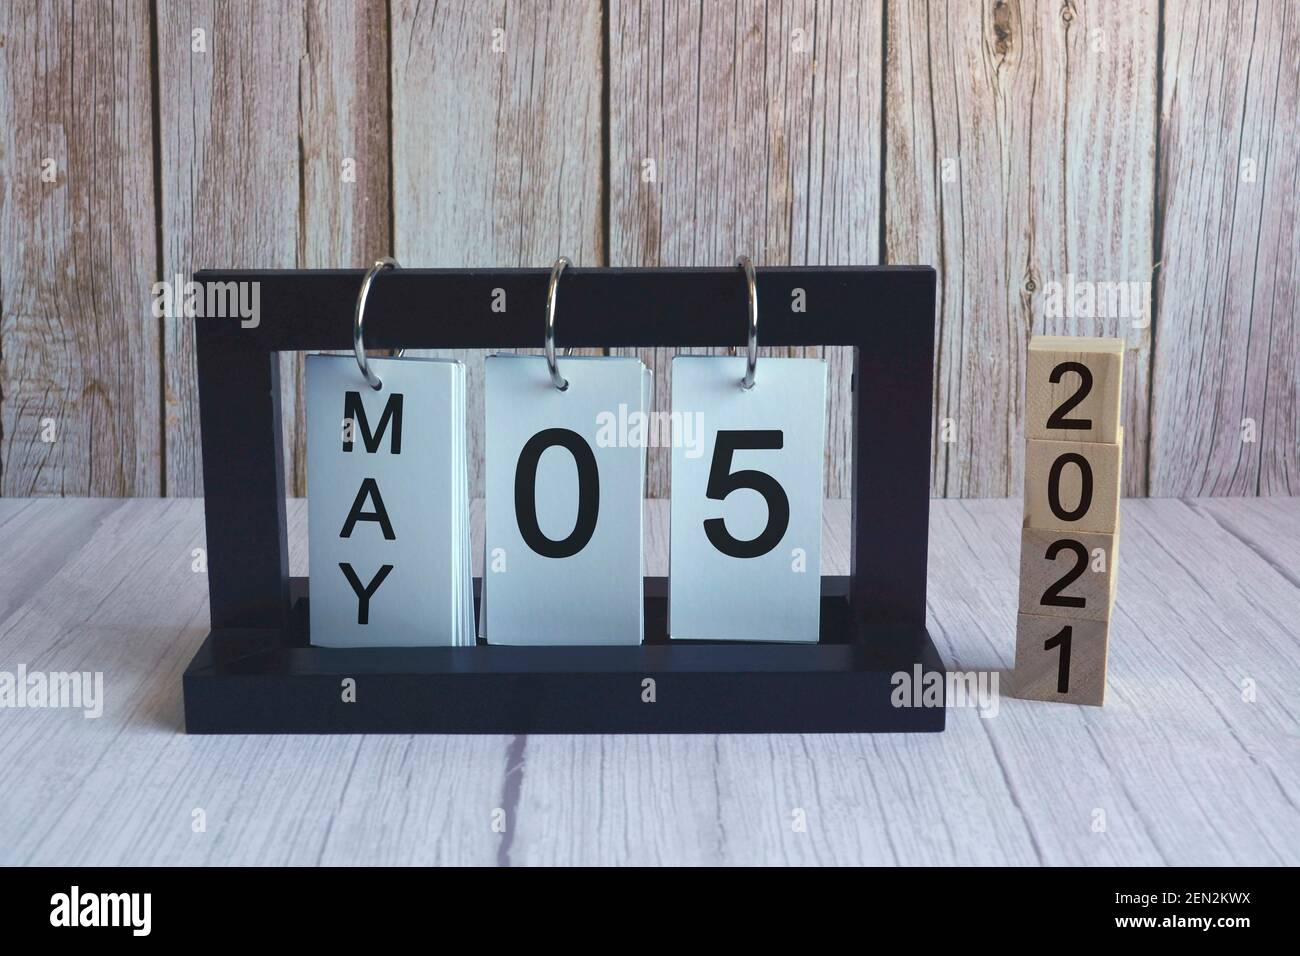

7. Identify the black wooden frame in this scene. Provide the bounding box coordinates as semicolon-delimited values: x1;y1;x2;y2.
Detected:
182;266;945;733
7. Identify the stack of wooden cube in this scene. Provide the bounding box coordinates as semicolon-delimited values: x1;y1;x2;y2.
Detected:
1012;336;1124;706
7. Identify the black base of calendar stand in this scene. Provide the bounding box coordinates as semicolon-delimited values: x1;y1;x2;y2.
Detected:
184;576;945;733
183;266;944;734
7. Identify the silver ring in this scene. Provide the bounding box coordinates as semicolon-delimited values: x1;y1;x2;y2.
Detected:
353;257;398;390
738;255;758;389
545;257;570;391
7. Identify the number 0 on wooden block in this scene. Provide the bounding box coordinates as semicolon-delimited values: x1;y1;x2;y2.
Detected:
669;356;827;642
1023;430;1123;534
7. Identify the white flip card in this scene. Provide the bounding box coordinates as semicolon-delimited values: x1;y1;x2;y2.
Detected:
481;355;647;645
669;356;826;642
306;354;473;647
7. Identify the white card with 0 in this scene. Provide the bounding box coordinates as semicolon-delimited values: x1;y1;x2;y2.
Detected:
481;355;648;645
669;356;826;642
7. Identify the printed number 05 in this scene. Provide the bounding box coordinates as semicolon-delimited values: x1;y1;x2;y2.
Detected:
703;430;790;559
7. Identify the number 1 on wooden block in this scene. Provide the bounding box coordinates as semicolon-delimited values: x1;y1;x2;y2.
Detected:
1043;624;1072;693
1012;613;1109;706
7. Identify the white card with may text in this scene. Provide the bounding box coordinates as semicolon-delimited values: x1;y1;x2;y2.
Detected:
306;354;472;647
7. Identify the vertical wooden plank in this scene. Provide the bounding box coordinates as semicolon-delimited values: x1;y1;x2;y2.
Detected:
886;0;1156;497
158;0;390;496
0;0;160;496
390;0;604;498
158;0;299;496
609;0;882;497
1151;0;1298;495
292;0;393;493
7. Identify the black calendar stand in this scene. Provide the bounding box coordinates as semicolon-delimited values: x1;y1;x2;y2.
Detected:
182;266;945;733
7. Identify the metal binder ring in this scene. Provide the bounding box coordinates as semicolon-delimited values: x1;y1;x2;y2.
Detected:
353;256;398;390
545;256;570;391
738;255;758;390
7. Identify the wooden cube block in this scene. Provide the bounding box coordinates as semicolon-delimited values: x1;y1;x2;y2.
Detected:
1010;613;1109;706
1026;335;1124;444
1023;432;1122;533
1017;523;1119;622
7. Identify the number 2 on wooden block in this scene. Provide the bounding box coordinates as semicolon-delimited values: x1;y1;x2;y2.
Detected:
1017;526;1118;622
1040;540;1089;609
1025;336;1123;444
1044;362;1093;430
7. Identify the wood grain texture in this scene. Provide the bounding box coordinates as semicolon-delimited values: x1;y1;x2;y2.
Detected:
608;0;882;497
1190;496;1300;586
1;495;1297;864
0;0;160;496
1150;0;1299;495
157;0;390;496
390;0;604;498
4;2;1298;500
0;496;510;867
291;1;394;495
886;0;1156;497
0;497;123;626
921;497;1300;865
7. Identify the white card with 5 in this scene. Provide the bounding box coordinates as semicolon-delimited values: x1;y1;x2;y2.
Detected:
669;356;826;642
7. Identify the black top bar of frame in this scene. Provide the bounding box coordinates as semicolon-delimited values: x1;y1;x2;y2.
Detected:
193;266;935;351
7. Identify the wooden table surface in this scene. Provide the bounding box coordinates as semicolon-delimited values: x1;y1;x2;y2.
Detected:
1;497;1296;866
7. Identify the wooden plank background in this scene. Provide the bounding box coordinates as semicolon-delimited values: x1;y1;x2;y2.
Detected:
391;0;604;496
0;0;160;496
1150;0;1298;495
0;0;1294;499
887;0;1157;497
609;0;880;497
